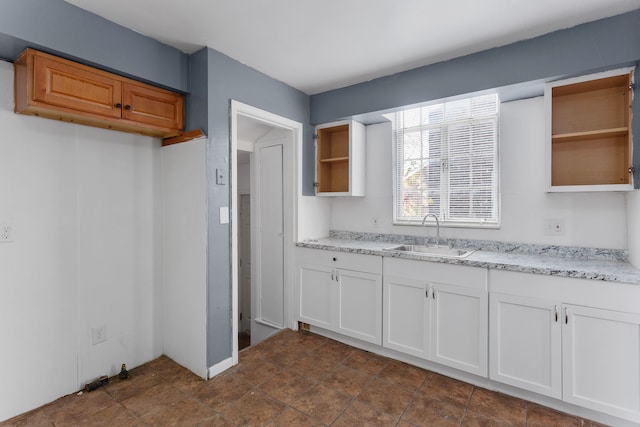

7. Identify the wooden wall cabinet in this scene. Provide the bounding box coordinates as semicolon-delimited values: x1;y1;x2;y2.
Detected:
545;67;634;191
14;48;184;138
315;120;365;196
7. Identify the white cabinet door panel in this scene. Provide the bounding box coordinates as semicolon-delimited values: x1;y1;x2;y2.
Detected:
431;283;488;377
383;276;430;359
298;265;334;329
489;293;561;398
563;304;640;423
337;270;382;344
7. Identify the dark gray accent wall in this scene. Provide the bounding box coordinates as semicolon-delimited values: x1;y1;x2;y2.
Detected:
196;48;311;366
0;0;188;91
311;9;640;124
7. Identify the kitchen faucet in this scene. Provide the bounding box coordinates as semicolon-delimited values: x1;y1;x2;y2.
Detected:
421;214;440;246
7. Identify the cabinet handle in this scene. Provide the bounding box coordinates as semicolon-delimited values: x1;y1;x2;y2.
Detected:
331;270;334;281
554;305;558;322
564;307;568;324
432;288;436;300
115;103;122;108
425;289;429;299
335;270;340;282
124;105;132;110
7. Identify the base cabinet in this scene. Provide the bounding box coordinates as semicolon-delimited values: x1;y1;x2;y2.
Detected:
490;271;640;424
296;248;382;345
563;304;640;422
490;293;562;398
383;258;488;377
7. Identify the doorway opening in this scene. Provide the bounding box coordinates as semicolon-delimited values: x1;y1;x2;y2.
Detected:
231;101;302;362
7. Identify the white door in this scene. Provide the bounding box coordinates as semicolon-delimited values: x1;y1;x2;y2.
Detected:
336;269;382;345
489;293;561;398
431;283;488;377
562;304;640;423
383;276;430;359
239;194;251;332
255;142;284;327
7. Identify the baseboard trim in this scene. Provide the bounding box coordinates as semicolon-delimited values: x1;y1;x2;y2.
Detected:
207;357;234;380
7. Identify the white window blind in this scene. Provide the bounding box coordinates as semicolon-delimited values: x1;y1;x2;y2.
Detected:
393;94;499;226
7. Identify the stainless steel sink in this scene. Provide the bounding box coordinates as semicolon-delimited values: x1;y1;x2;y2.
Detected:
383;244;475;258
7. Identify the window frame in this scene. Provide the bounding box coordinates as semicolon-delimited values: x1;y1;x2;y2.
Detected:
391;94;501;229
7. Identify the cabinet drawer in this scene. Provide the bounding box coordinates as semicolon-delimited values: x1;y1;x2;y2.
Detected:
295;247;381;274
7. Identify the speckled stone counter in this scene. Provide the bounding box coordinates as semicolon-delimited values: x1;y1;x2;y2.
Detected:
296;231;640;285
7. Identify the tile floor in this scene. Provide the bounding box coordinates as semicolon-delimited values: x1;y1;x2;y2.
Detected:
2;329;603;426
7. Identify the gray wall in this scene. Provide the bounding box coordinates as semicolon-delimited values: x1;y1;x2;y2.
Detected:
310;8;640;186
0;0;188;91
199;48;311;366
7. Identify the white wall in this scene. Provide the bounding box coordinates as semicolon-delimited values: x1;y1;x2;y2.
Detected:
330;97;628;249
162;139;208;379
627;191;640;267
0;61;163;421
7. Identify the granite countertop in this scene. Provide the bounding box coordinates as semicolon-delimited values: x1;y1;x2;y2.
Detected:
296;233;640;285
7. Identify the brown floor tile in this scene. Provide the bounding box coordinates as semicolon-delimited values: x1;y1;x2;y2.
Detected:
312;339;355;364
527;403;588;427
259;369;316;404
87;403;143;426
289;353;337;381
0;409;53;426
103;370;164;402
265;407;326;427
262;345;309;367
418;372;473;406
377;359;428;391
291;384;352;425
341;348;389;376
332;399;397;426
41;390;116;425
132;396;219;426
357;377;415;418
227;356;281;386
193;374;253;412
466;388;527;426
287;330;329;351
221;389;286;426
461;412;515;426
401;395;464;426
321;364;373;396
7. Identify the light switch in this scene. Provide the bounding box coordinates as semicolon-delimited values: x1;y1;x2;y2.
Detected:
219;207;229;224
216;168;225;185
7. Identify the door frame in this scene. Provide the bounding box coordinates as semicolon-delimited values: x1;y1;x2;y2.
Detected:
230;100;302;363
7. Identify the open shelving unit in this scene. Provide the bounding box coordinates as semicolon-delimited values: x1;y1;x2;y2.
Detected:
315;120;365;196
546;68;634;191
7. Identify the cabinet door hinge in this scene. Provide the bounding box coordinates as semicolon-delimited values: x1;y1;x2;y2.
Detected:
629;166;635;174
313;134;318;140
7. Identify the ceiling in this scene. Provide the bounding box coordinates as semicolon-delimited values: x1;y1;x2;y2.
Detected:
64;0;640;95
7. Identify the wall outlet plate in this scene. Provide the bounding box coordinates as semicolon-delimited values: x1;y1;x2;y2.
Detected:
544;218;565;236
92;325;106;345
0;223;15;242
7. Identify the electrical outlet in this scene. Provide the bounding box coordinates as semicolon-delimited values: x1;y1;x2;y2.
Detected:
0;223;15;243
544;218;565;236
92;325;106;345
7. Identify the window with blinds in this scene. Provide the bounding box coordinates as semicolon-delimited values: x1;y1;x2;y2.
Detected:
393;93;500;226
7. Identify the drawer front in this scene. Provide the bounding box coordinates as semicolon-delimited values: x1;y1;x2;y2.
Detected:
384;257;486;290
295;247;382;274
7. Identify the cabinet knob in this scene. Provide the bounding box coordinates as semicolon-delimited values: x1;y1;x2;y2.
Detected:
332;257;337;262
115;103;122;108
124;105;131;110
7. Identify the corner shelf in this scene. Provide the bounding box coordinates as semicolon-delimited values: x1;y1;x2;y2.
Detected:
545;67;634;192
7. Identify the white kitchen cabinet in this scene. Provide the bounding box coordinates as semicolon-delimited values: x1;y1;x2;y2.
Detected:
315;120;365;196
431;283;488;376
383;257;488;377
295;248;382;344
489;293;562;399
383;275;430;359
489;270;640;424
562;304;640;422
